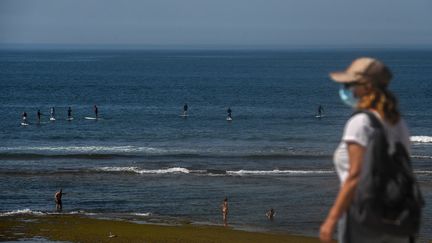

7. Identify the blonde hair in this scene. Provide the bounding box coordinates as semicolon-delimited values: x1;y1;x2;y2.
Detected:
357;86;401;125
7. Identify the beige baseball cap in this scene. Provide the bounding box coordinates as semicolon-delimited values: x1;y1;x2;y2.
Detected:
329;57;392;87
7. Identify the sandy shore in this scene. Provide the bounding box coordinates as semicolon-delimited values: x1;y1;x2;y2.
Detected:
0;215;329;243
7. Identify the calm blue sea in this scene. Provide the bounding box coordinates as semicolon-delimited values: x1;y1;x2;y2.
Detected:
0;49;431;240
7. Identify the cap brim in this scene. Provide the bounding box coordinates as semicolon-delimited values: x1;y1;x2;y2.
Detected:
329;71;360;83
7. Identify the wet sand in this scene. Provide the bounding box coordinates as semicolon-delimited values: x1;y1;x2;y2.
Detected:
0;215;329;243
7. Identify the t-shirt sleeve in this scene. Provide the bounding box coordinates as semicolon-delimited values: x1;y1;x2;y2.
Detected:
342;113;373;147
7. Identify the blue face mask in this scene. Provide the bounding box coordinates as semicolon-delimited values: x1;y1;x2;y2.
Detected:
339;86;358;108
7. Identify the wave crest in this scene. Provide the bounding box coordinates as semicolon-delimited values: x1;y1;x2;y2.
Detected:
0;146;330;161
96;167;334;176
226;169;334;176
411;136;432;144
0;145;166;154
414;170;432;175
97;167;190;174
0;208;45;217
412;155;432;160
0;209;153;217
131;212;151;216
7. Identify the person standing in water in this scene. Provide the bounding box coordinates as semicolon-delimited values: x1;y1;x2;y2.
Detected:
50;107;55;119
266;208;275;220
37;109;41;123
22;112;27;124
67;107;72;119
54;189;65;212
227;107;232;119
183;103;188;116
221;197;229;226
94;105;98;118
318;105;324;117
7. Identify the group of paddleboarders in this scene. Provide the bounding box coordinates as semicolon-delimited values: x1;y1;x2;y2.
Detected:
21;105;99;125
183;104;323;120
23;104;324;125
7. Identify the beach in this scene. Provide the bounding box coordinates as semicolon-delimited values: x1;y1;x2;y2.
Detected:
1;214;325;243
0;49;431;242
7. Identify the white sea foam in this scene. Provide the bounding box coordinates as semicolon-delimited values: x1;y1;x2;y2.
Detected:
410;136;432;144
131;212;151;216
97;166;190;174
97;167;335;176
67;210;97;216
226;169;334;176
0;145;203;158
0;209;101;217
0;208;45;217
0;145;167;154
412;155;432;160
98;166;140;172
414;170;432;175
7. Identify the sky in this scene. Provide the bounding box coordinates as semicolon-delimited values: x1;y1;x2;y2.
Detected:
1;0;431;48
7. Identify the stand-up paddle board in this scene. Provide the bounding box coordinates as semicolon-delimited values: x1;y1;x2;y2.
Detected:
180;114;188;117
226;117;233;121
50;117;56;121
85;117;99;120
21;122;29;126
66;117;74;121
315;115;325;118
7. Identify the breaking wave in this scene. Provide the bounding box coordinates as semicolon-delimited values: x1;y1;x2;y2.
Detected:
0;166;336;177
226;169;334;175
0;209;152;218
97;166;191;174
0;208;45;217
95;167;334;176
0;145;167;155
411;136;432;144
0;145;330;161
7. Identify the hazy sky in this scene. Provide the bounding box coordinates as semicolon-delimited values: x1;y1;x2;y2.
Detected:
1;0;431;48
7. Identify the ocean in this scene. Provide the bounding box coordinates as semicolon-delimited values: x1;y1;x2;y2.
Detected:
0;49;431;240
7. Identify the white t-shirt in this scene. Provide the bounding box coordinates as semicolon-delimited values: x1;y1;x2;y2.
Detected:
333;112;411;184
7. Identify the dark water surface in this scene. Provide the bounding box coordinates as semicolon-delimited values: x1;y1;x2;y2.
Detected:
0;49;431;240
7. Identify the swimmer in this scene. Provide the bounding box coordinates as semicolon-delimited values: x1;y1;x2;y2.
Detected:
266;208;275;220
221;197;229;226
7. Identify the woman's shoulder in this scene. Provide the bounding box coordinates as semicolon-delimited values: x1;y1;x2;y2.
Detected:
345;112;372;129
342;112;374;147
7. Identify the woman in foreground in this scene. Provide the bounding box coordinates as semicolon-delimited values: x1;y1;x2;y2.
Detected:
320;57;416;243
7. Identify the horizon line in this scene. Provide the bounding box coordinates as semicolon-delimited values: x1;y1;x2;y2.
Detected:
1;43;432;51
